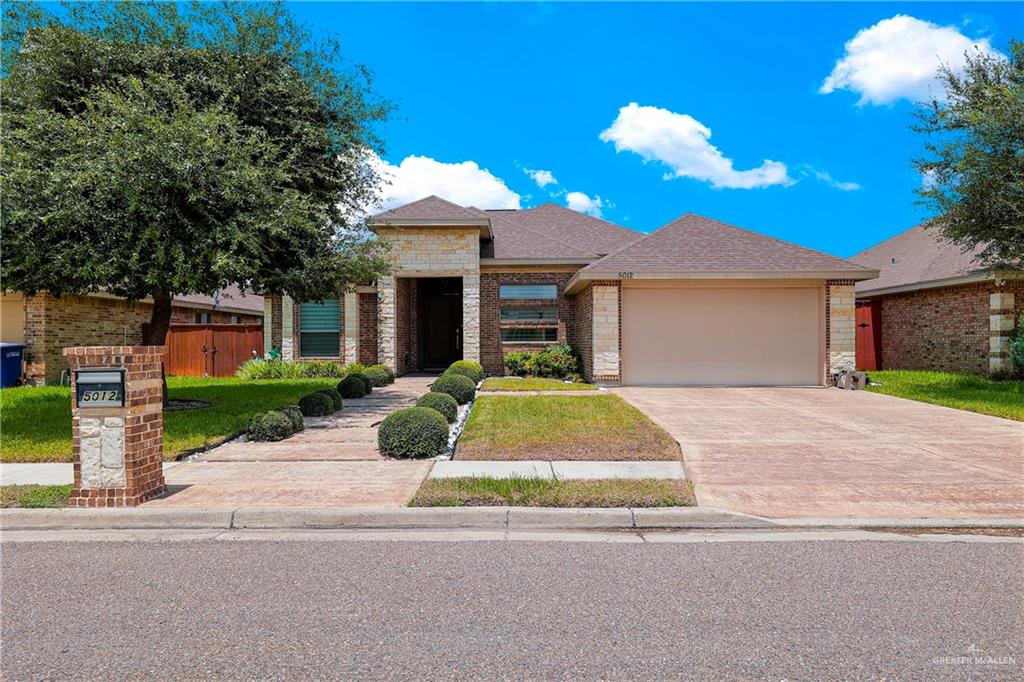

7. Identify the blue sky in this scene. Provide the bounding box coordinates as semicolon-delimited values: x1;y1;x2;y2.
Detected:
295;2;1021;258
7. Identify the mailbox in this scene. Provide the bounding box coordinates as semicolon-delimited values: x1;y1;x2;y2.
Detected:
75;368;126;408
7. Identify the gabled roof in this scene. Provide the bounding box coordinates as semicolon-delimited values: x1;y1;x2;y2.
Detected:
850;223;999;295
369;195;489;224
567;213;876;292
489;204;640;258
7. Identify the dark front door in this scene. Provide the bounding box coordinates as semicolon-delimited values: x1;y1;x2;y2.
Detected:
419;277;462;370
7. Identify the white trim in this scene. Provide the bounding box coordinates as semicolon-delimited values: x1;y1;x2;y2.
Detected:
855;271;1022;298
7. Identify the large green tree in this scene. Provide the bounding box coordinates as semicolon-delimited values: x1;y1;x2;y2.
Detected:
913;41;1024;268
2;1;392;346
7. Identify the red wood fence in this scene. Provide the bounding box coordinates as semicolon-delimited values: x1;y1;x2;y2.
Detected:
145;324;264;377
855;301;882;371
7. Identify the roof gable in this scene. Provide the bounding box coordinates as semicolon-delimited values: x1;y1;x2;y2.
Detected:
370;195;487;223
582;213;874;276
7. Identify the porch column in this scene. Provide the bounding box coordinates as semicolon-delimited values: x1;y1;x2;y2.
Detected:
462;274;481;363
828;282;856;375
343;291;360;366
377;276;397;371
280;294;295;361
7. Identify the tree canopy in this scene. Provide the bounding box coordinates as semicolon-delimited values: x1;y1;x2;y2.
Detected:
913;41;1024;269
2;1;393;342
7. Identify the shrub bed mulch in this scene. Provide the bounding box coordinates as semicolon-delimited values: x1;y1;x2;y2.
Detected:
455;394;681;461
410;477;695;507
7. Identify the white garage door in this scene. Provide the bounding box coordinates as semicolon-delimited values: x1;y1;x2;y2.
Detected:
622;285;823;386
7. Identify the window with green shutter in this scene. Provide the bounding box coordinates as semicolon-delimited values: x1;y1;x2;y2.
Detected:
299;300;340;357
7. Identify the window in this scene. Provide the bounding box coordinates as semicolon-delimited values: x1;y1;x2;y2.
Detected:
499;284;557;300
194;313;210;323
229;314;242;324
501;328;557;343
299;300;340;357
500;306;557;322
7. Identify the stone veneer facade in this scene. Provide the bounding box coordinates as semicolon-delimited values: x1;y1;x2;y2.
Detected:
826;280;857;376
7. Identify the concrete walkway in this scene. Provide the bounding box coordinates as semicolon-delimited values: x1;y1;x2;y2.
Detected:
429;460;686;480
145;376;437;508
613;386;1024;519
1;463;181;486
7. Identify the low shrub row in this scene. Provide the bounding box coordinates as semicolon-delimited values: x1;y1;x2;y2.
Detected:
503;344;580;380
377;360;480;459
236;359;398;385
247;405;305;442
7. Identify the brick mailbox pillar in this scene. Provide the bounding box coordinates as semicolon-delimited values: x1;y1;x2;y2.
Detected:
64;346;167;507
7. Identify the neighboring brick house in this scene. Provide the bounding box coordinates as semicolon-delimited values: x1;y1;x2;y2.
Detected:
1;286;263;384
850;224;1022;375
265;196;876;386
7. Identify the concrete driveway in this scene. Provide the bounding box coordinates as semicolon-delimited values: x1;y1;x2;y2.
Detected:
613;387;1024;519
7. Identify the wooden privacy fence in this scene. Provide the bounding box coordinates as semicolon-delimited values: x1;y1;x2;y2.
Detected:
145;324;264;377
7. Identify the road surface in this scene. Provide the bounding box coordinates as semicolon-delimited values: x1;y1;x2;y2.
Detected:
2;531;1021;680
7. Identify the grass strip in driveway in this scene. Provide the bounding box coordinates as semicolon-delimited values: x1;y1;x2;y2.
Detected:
0;484;72;508
455;394;681;461
480;378;598;391
0;377;340;462
866;370;1024;421
410;477;695;507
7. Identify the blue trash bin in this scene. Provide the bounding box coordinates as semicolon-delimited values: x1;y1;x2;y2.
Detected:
0;343;26;388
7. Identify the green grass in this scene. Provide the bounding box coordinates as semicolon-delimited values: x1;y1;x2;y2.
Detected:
0;377;339;462
455;394;680;461
866;370;1024;421
0;484;73;508
410;477;695;507
480;377;598;391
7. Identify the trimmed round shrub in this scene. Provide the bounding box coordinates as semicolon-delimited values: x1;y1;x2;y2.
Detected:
337;374;368;399
370;364;396;383
416;392;459;423
431;373;476;405
280;405;305;433
318;388;343;412
364;367;390;388
247;411;294;442
298;391;333;417
377;407;450;458
354;372;373;394
447;360;484;384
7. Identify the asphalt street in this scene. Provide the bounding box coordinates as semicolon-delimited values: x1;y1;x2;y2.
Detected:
2;534;1021;680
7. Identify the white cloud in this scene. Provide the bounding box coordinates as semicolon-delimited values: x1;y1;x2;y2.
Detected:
565;191;605;217
810;168;861;192
821;15;1002;105
524;168;558;188
599;103;792;189
370;152;520;210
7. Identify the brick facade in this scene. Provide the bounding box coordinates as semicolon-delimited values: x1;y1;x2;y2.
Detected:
574;284;594;381
479;269;578;375
65;346;167;507
358;292;378;365
394;277;418;375
20;294;260;384
864;279;1023;375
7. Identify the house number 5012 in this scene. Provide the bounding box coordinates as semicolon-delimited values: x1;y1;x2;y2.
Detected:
618;272;634;279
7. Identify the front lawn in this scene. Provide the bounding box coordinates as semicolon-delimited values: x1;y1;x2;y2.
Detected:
866;370;1024;421
410;477;695;507
0;484;72;508
481;377;598;392
0;377;339;462
455;394;680;461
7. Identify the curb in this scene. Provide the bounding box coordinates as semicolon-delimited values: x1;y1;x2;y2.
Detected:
1;507;1020;532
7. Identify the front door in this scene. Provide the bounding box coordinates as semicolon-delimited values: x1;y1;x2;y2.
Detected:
419;277;462;370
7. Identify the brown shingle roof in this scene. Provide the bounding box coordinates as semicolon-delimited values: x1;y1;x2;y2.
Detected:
582;213;874;277
369;195;488;223
850;223;992;294
175;285;264;314
488;204;641;258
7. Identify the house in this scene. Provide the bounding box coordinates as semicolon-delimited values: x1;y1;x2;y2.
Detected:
0;286;263;384
850;224;1022;375
264;196;876;386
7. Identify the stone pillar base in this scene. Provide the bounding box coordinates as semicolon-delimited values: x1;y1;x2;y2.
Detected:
64;346;167;507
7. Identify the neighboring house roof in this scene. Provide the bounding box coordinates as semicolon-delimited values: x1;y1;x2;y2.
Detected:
566;213;875;292
174;285;264;315
850;223;1001;295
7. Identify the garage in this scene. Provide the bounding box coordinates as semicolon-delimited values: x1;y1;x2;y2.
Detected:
621;283;824;386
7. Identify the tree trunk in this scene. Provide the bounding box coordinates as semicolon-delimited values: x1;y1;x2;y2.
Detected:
143;292;174;405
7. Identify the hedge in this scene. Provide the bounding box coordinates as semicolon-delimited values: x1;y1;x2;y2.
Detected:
247;411;294;441
415;392;459;423
298;391;334;417
319;388;343;412
431;373;476;405
447;360;484;383
280;405;305;433
364;367;390;388
337;374;368;399
377;407;450;458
